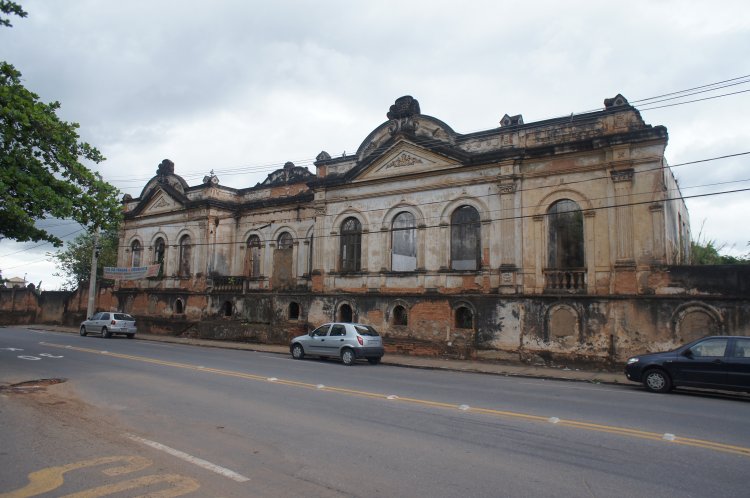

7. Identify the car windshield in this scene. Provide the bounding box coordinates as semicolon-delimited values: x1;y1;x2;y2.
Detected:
113;313;134;321
354;325;379;336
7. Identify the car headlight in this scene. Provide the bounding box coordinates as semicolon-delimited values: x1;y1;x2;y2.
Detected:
626;357;639;364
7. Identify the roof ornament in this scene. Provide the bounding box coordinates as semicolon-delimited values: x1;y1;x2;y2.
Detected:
387;96;420;136
203;169;219;186
156;159;175;176
604;94;629;109
500;114;524;127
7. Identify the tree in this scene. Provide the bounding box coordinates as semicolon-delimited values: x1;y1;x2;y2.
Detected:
50;229;119;290
0;1;122;246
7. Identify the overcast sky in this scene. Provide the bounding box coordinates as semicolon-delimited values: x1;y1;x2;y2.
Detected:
1;0;749;290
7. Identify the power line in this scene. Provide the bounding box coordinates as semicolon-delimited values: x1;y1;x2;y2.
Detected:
117;150;749;232
640;88;750;111
101;74;750;191
115;183;749;250
631;74;750;103
0;227;86;258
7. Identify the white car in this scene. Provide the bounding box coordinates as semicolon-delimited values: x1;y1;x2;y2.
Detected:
80;312;137;339
290;323;385;365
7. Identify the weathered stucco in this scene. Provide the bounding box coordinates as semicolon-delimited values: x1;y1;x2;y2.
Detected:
4;95;746;370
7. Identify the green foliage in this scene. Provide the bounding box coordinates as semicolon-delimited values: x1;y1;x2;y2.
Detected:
0;2;122;246
690;239;749;265
0;1;27;27
50;229;119;290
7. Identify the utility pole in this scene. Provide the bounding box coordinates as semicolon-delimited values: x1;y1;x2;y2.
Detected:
86;227;100;319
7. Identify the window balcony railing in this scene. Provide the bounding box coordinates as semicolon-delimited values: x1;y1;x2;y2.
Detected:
210;276;245;293
544;269;587;293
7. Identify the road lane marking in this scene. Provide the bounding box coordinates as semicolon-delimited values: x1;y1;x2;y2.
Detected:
125;434;250;483
41;342;750;459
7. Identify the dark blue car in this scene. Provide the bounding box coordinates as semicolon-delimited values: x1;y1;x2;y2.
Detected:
624;335;750;393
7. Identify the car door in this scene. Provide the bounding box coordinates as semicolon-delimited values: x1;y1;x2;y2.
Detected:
671;337;729;388
84;312;101;333
323;324;348;357
98;313;110;331
306;324;331;355
725;337;750;390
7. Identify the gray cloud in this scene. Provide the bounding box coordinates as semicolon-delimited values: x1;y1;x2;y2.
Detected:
1;0;748;287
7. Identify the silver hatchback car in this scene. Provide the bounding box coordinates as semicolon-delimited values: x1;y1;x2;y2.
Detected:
80;312;137;339
290;323;385;365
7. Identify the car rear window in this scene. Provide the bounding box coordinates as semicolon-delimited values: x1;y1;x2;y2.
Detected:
354;325;379;336
113;313;134;321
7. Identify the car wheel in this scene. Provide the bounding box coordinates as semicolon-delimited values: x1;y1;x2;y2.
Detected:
101;327;111;339
126;334;135;339
643;369;672;393
367;357;381;365
80;326;87;337
341;348;355;366
291;343;305;360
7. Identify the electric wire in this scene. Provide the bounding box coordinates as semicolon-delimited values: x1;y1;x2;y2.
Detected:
103;74;750;189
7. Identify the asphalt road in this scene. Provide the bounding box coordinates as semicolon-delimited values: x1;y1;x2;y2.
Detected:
1;326;749;497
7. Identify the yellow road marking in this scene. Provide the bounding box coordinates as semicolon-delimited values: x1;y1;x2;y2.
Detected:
0;456;151;498
61;474;199;498
41;342;750;458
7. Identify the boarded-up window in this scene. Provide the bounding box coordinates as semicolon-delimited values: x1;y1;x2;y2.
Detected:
546;305;578;344
679;309;719;343
245;235;261;277
272;231;294;289
392;212;416;271
178;235;192;277
340;217;361;272
547;200;584;269
451;206;481;270
154;238;166;277
131;240;142;267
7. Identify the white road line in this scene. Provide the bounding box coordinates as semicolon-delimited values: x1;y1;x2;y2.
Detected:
125;433;250;482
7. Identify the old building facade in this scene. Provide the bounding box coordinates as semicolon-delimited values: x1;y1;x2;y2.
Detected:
111;95;749;367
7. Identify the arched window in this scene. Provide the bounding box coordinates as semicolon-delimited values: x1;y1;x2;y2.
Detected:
338;303;353;322
547;200;584;269
246;235;261;277
393;305;408;326
153;238;166;277
455;306;474;329
278;232;293;249
131;240;142;267
289;302;300;320
178;235;192;277
174;299;184;314
451;206;481;270
392;212;416;271
340;217;362;272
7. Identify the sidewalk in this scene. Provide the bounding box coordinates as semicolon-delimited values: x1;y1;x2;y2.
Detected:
25;324;625;386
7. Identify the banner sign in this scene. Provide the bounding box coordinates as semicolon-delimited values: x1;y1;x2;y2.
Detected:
103;264;161;280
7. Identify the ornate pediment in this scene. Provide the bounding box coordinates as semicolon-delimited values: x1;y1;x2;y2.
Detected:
356;142;458;181
141;190;179;215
